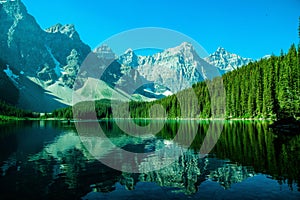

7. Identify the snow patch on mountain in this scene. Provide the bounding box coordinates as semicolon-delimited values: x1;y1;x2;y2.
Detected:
3;65;24;89
0;0;16;4
3;65;20;86
3;65;18;79
144;88;173;97
162;90;173;96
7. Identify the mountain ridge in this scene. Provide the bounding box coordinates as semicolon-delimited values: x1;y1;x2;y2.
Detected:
116;42;252;94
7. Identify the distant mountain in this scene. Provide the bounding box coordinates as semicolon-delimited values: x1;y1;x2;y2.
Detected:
72;45;145;94
118;42;220;94
204;47;253;72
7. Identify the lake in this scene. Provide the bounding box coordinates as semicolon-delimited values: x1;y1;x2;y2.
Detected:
0;120;299;199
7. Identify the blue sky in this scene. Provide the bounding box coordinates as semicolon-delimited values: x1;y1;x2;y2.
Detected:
22;0;299;59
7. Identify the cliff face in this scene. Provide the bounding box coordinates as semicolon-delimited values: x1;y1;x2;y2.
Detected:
45;23;91;86
0;0;51;79
0;0;90;84
204;47;253;72
0;0;92;111
118;42;210;93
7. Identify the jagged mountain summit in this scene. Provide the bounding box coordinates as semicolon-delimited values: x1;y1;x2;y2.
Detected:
204;47;253;72
118;48;139;68
45;23;80;40
117;42;220;93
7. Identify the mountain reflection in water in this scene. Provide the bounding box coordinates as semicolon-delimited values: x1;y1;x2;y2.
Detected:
0;120;299;199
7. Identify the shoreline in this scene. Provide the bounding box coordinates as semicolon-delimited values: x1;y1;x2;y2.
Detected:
0;115;274;122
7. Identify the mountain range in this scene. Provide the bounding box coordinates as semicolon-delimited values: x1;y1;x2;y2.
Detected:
0;0;253;112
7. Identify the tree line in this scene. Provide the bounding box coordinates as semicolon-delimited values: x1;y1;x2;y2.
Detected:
0;100;34;118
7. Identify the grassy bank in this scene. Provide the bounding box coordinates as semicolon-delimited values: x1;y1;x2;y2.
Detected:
0;115;68;122
0;115;27;121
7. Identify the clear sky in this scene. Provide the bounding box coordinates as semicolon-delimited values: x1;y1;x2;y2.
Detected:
22;0;299;59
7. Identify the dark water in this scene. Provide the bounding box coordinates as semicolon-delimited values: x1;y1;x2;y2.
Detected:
0;120;299;199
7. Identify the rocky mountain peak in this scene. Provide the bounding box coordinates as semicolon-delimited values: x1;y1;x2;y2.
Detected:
179;42;193;50
45;23;79;39
94;44;117;60
215;47;226;53
118;48;139;68
117;42;208;93
205;47;253;72
45;23;63;33
164;42;196;57
124;48;134;54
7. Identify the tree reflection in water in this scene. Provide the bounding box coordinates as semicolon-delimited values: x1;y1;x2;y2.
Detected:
0;120;299;199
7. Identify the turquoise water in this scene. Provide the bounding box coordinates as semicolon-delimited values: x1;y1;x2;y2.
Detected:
0;120;299;199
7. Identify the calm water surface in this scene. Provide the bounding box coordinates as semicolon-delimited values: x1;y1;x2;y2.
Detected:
0;120;299;199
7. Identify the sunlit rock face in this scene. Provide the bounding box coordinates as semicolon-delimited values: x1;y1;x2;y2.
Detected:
0;0;91;110
0;0;90;83
204;47;253;72
118;42;216;94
